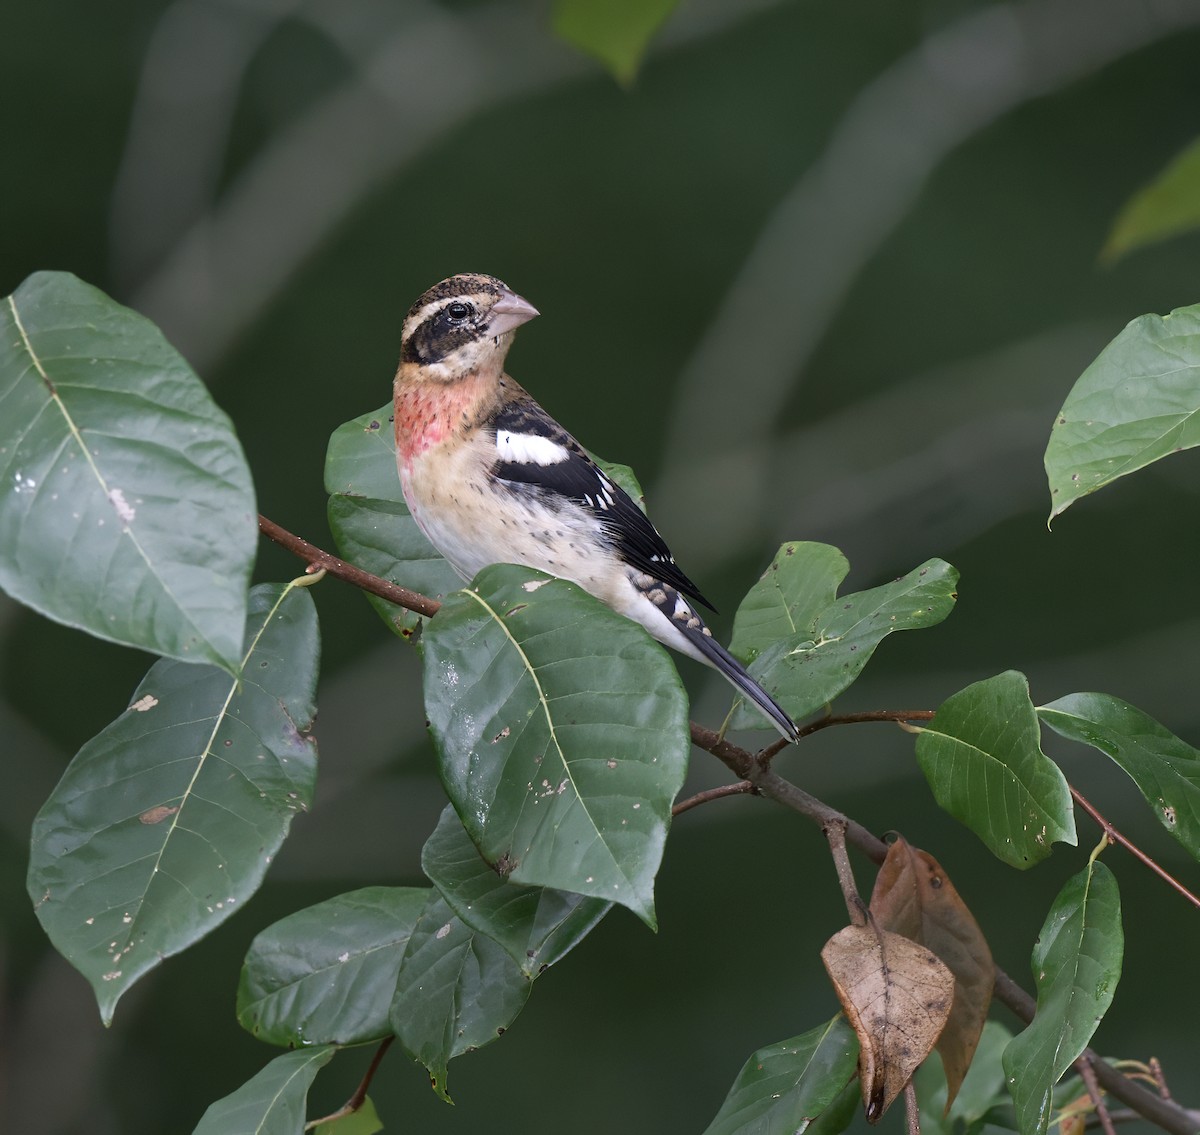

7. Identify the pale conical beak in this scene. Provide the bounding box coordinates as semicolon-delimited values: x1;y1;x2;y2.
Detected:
489;288;540;337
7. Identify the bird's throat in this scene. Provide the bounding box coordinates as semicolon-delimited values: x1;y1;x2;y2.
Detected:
393;374;495;466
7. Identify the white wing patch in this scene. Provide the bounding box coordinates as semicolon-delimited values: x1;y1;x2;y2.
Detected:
496;429;571;466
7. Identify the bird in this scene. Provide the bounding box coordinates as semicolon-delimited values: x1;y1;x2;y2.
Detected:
392;272;798;742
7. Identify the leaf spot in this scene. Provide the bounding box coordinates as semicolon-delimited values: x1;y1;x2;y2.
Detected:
138;804;178;825
436;921;454;939
522;578;550;592
130;695;159;712
107;487;136;526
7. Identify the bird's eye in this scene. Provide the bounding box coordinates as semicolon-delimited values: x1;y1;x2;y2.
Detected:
446;301;474;322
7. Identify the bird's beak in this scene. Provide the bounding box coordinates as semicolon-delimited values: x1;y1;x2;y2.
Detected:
488;289;540;337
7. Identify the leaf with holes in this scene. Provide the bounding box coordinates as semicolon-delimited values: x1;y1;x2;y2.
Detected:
701;1015;859;1135
390;892;532;1102
192;1045;335;1135
1039;692;1200;863
422;564;690;926
27;582;319;1023
422;804;611;977
729;548;958;729
1045;302;1200;520
325;403;461;639
238;886;428;1047
914;672;1076;869
0;272;256;673
1003;861;1123;1135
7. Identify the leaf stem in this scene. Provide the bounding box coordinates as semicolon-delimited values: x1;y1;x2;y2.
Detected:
1069;784;1200;910
303;1037;393;1131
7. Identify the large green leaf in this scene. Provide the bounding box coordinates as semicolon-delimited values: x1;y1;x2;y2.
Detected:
914;672;1076;869
390;891;532;1102
238;886;429;1047
192;1045;335;1135
28;582;319;1023
422;804;611;977
1045;303;1200;520
552;0;680;85
422;564;690;926
325;403;461;638
1103;135;1200;263
1039;692;1200;862
0;271;256;673
1002;861;1123;1135
701;1015;859;1135
729;546;958;728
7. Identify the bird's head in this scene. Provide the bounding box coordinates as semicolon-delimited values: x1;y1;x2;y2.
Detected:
398;273;539;382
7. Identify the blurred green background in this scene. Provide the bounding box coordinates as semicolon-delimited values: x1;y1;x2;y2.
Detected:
3;1;1200;1131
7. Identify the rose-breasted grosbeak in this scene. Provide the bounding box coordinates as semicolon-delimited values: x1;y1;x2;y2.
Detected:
393;272;798;742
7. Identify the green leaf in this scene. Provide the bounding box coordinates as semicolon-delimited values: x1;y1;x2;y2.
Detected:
313;1097;383;1135
701;1015;859;1135
728;542;849;665
0;271;256;673
552;0;680;86
730;546;958;728
390;892;531;1102
1103;135;1200;262
422;804;611;977
916;1021;1014;1135
192;1045;335;1135
27;582;320;1023
1045;303;1200;520
422;564;690;927
1038;692;1200;862
238;886;429;1047
914;672;1076;869
1002;861;1123;1135
325;403;461;638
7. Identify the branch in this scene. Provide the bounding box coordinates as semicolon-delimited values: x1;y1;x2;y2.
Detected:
258;515;1200;1135
259;514;439;617
672;781;757;817
1069;785;1200;911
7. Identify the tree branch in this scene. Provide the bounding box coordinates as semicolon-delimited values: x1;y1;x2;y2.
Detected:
258;514;1200;1135
672;781;757;817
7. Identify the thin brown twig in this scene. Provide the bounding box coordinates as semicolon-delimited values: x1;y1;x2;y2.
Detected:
796;709;937;740
303;1036;394;1131
259;515;1200;1135
1069;785;1200;911
823;819;866;925
904;1080;921;1135
259;514;440;617
672;781;757;817
1078;1055;1119;1135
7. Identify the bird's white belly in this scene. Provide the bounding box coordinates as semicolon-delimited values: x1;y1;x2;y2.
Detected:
399;443;621;602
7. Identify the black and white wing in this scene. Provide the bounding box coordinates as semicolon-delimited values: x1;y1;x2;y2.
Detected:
487;397;714;610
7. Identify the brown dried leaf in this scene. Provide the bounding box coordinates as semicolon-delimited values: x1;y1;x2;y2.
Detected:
821;922;954;1123
869;836;994;1109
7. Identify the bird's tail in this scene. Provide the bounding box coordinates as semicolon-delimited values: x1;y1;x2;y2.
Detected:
629;574;798;742
687;629;799;743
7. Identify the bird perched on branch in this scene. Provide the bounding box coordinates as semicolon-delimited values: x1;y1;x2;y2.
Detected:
392;272;798;742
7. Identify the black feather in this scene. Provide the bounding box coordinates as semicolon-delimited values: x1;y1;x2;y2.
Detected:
488;399;714;610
